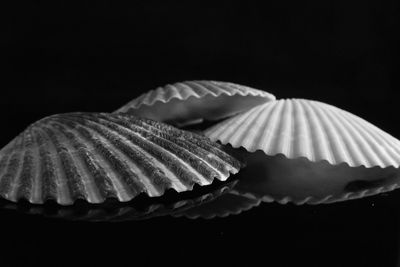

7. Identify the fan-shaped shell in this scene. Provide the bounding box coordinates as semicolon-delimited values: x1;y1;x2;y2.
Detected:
115;80;275;127
205;99;400;168
0;113;241;205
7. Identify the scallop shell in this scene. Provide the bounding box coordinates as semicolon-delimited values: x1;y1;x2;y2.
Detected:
115;80;275;127
205;99;400;168
0;113;241;205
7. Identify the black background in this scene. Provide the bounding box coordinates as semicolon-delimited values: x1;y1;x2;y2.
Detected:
1;1;400;266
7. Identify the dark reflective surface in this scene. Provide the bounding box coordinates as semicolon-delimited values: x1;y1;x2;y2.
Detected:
2;1;400;266
1;160;400;266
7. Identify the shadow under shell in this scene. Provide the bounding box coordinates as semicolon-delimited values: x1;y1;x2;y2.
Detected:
232;148;400;204
0;178;239;222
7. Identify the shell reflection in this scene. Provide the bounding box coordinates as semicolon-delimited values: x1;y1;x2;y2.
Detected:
0;180;239;222
230;149;400;204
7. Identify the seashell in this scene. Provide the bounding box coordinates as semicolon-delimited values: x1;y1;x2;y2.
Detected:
0;113;241;205
205;99;400;168
115;80;275;127
205;99;400;204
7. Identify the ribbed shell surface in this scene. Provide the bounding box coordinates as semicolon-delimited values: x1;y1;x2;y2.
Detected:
115;80;275;126
205;99;400;168
0;113;241;205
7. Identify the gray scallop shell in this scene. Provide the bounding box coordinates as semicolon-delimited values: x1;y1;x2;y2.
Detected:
0;113;241;205
115;80;275;127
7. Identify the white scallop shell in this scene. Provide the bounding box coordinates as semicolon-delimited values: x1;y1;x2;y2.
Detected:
205;99;400;168
0;113;241;205
115;80;275;127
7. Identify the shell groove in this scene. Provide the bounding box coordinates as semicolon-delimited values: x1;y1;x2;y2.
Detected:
205;99;400;168
115;80;275;127
0;113;241;205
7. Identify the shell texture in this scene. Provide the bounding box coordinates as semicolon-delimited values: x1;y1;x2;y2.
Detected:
0;113;241;205
205;99;400;168
115;80;275;127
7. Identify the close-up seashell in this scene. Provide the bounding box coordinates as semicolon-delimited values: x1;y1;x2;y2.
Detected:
205;99;400;203
205;99;400;168
115;80;275;127
0;113;241;206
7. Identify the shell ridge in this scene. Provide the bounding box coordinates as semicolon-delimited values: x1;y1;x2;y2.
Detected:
173;82;202;99
0;154;11;181
49;124;105;203
33;127;73;204
338;112;400;167
243;103;275;151
185;81;216;97
319;104;369;167
82;114;224;185
346;112;400;163
221;105;264;145
50;121;113;202
307;100;346;165
293;100;313;159
13;130;36;201
41;125;88;201
0;134;26;201
260;100;286;154
76;116;187;193
197;80;233;95
32;129;59;203
59;116;141;201
276;99;294;156
313;101;353;165
231;103;270;151
80;114;207;188
57;118;135;202
302;100;335;163
105;113;240;179
330;107;384;167
117;114;241;169
63;115;157;196
115;118;236;178
325;104;400;156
